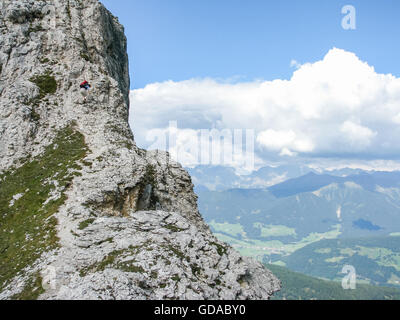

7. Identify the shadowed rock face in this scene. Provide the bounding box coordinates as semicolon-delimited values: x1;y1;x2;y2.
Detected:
0;0;280;300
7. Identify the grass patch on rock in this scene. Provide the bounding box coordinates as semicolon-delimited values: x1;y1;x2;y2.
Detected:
165;224;185;233
11;273;44;300
0;125;89;299
29;71;57;99
78;218;95;230
209;241;227;256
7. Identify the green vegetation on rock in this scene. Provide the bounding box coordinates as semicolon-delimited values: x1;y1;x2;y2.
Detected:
27;24;45;36
11;273;45;300
165;224;185;233
29;71;57;99
80;52;93;63
209;241;227;256
78;218;95;230
0;125;89;299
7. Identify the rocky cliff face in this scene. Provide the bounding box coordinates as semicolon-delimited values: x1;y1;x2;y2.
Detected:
0;0;280;300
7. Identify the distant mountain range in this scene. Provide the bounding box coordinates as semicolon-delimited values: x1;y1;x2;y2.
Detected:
269;171;400;198
187;164;372;192
198;170;400;239
194;167;400;288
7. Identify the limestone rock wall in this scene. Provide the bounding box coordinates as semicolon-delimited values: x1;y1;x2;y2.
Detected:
0;0;280;300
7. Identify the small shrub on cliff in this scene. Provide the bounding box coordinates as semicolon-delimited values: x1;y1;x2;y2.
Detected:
29;71;57;99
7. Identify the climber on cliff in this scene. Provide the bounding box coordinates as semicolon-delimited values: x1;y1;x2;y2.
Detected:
80;80;91;102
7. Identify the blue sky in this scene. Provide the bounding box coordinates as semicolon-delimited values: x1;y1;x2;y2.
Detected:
100;0;400;171
100;0;400;90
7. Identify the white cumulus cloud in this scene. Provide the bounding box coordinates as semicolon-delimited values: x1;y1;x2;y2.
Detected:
129;48;400;169
340;121;377;150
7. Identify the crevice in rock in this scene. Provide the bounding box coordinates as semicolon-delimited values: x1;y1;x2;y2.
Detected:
136;164;161;211
89;164;163;217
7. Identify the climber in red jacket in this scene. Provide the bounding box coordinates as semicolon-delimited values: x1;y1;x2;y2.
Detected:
80;80;91;102
80;80;91;90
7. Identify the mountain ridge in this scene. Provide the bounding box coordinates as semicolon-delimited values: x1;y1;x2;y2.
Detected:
188;164;396;192
268;170;400;198
0;0;279;300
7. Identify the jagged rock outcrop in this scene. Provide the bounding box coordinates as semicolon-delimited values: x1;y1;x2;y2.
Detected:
0;0;280;300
